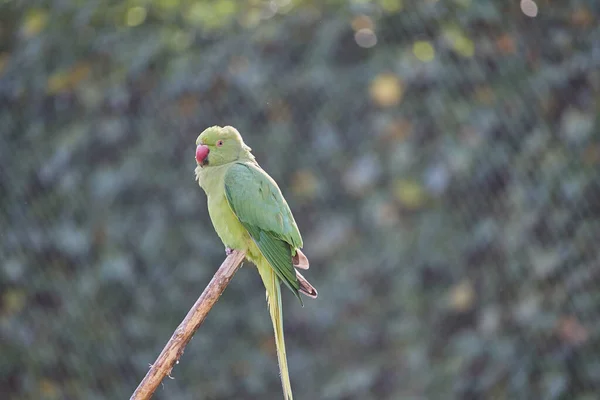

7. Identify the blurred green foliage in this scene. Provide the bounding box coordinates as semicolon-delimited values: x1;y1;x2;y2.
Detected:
1;0;600;399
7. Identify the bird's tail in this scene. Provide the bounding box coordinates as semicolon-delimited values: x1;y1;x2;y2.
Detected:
257;262;293;400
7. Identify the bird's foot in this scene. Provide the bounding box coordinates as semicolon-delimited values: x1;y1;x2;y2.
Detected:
225;247;234;256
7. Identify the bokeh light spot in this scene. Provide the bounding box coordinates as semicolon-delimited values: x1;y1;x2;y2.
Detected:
355;28;377;48
413;40;435;62
351;15;374;31
394;179;426;209
157;0;180;10
126;7;147;27
369;73;403;107
520;0;538;17
380;0;404;13
22;9;48;37
445;28;475;57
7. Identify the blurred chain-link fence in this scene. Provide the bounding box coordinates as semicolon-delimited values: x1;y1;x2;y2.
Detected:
1;1;600;399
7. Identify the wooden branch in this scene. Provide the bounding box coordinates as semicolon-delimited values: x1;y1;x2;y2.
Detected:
130;250;246;400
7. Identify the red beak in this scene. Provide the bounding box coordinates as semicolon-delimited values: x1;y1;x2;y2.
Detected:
196;144;210;165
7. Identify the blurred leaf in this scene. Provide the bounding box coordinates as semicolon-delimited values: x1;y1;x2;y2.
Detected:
267;99;292;122
473;85;495;105
351;15;374;31
496;33;516;54
185;0;238;29
0;52;9;77
373;200;400;227
444;27;475;58
22;8;48;38
529;247;561;279
291;169;319;200
557;316;588;346
382;118;412;142
448;280;475;312
354;28;378;48
3;1;600;399
369;73;403;107
46;62;92;94
177;93;200;117
125;6;147;27
560;108;594;145
413;40;435;62
260;334;277;357
2;288;27;316
343;154;382;196
393;179;426;209
378;0;404;13
583;144;600;166
156;0;182;11
571;7;593;26
39;379;60;399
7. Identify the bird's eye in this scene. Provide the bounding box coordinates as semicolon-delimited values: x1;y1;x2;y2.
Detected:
216;140;224;147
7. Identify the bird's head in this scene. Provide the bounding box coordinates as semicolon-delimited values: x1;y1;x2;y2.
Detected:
195;125;252;167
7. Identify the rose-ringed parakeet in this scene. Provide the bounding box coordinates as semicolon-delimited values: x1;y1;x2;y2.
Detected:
194;125;317;400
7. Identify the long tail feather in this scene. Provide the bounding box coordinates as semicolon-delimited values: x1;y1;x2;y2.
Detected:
258;262;293;400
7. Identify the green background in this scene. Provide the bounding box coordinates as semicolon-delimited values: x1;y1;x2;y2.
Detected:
1;1;600;399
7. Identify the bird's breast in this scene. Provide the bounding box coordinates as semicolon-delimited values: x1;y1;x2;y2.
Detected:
207;193;250;251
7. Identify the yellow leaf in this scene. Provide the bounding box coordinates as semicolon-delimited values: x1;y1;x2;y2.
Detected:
39;378;60;398
186;2;213;26
449;280;475;311
186;1;237;29
454;36;474;57
126;6;147;27
214;0;237;16
157;0;181;10
369;73;403;107
22;9;48;38
379;0;404;13
2;289;27;316
393;179;426;209
444;27;474;57
351;15;374;31
47;71;70;94
413;40;435;62
46;63;91;94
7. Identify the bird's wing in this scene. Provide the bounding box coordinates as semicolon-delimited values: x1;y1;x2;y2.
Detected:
224;162;303;300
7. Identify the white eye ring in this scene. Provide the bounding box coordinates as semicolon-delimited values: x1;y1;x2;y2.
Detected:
216;140;224;147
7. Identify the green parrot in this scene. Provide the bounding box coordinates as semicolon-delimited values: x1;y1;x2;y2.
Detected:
194;125;317;400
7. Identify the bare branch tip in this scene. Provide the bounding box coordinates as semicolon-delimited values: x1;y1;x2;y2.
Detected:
130;251;246;400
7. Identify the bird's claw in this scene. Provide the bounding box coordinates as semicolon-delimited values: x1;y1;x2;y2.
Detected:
225;247;234;256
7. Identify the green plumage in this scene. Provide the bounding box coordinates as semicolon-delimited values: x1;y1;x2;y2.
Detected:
224;162;302;302
194;125;317;400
